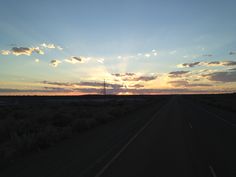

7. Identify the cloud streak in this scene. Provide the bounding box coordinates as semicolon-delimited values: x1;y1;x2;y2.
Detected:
178;61;236;68
168;71;189;78
112;73;157;82
202;54;213;57
177;62;201;68
112;73;136;77
131;75;157;81
64;56;82;64
229;51;236;55
41;80;123;89
129;84;144;88
168;80;212;87
204;71;236;82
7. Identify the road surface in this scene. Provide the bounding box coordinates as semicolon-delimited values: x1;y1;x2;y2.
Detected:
0;96;235;177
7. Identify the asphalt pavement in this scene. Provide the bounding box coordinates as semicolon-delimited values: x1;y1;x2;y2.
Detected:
1;96;235;177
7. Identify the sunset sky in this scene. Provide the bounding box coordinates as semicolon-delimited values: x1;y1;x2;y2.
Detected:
0;0;236;95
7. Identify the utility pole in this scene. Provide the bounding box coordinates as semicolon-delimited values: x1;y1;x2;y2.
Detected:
103;79;106;95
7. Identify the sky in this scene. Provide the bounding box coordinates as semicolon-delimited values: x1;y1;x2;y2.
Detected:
0;0;236;95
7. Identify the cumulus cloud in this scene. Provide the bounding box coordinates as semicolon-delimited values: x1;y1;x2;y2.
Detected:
168;80;212;87
117;49;158;60
64;56;93;64
96;58;105;64
41;43;63;50
204;71;236;82
41;43;56;49
79;56;91;63
10;47;44;56
145;54;151;58
33;47;44;55
168;71;189;78
0;43;62;57
0;50;11;55
0;47;45;56
50;59;61;67
144;49;158;58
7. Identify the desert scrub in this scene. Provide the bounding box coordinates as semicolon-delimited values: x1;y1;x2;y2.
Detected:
0;96;151;162
94;113;115;124
71;118;98;132
51;113;72;127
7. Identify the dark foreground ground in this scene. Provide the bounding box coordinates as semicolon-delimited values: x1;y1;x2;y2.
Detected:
0;94;236;177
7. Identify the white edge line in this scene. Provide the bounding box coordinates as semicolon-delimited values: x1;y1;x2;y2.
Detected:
209;165;217;177
94;101;169;177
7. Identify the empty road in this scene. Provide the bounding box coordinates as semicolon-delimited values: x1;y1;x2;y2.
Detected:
0;96;235;177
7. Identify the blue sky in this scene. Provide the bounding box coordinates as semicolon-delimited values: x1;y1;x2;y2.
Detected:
0;0;236;95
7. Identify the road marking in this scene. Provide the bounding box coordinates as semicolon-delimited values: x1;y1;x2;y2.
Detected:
93;100;171;177
202;108;236;127
188;99;236;127
188;122;193;129
209;165;217;177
